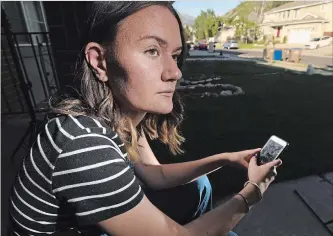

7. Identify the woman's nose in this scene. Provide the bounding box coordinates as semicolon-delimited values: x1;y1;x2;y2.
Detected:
161;58;182;82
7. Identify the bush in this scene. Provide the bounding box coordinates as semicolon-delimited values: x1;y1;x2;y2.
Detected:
283;36;288;44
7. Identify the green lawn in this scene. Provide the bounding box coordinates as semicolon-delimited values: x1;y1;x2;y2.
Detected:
150;60;333;198
238;43;265;49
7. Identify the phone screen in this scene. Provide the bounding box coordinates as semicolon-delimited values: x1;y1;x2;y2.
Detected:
258;137;287;165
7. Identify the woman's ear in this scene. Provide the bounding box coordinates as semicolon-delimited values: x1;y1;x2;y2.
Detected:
85;42;108;82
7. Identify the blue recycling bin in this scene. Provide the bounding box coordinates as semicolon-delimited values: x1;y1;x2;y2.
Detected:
273;49;282;61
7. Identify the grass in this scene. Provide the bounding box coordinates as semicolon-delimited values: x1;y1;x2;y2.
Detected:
150;60;333;198
239;43;265;49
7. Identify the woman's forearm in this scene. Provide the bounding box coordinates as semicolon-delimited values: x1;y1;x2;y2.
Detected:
184;184;259;236
134;153;229;190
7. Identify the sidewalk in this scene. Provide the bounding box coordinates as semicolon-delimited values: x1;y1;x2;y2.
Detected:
213;173;333;236
240;45;333;58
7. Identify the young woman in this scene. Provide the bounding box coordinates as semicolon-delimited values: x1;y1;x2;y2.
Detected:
9;2;282;236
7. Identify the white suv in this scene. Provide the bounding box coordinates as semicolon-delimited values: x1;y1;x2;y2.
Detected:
305;36;333;49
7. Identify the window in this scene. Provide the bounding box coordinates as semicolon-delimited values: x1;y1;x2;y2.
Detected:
2;1;48;45
287;10;290;18
294;9;299;18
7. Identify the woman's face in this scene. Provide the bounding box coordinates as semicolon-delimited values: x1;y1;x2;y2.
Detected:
111;5;183;115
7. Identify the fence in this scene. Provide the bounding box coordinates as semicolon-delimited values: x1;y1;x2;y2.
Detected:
1;30;60;115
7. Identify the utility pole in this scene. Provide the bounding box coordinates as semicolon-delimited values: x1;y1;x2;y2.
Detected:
259;0;265;23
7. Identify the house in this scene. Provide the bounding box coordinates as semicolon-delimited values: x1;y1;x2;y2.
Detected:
260;0;333;43
214;25;236;43
1;2;90;115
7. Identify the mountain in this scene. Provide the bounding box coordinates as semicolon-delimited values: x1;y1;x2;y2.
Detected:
224;1;292;23
179;13;195;26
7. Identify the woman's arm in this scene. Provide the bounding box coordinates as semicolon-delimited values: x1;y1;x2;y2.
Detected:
135;133;229;190
99;184;259;236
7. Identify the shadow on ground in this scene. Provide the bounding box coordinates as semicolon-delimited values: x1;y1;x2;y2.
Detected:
2;60;333;235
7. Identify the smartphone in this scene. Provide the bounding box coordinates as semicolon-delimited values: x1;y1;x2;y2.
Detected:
256;135;289;165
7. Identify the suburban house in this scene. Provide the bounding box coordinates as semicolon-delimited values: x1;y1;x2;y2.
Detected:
260;0;333;43
214;25;236;43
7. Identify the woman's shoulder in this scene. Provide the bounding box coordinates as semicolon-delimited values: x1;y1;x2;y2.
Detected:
42;114;124;148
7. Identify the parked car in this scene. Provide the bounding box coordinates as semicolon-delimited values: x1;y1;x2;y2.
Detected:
223;40;239;49
197;41;208;50
304;36;333;49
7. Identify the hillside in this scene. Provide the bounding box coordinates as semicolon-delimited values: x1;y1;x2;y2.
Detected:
224;1;291;22
179;13;195;26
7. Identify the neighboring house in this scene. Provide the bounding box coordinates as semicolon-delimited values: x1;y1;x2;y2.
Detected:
260;0;333;43
215;25;236;43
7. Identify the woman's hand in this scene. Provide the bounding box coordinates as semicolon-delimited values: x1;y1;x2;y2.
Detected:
248;156;282;192
238;156;282;207
226;148;261;169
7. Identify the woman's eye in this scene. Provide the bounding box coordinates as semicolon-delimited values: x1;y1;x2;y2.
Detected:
172;54;180;62
145;48;159;57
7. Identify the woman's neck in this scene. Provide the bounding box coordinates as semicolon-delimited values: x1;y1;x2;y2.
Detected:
125;110;147;127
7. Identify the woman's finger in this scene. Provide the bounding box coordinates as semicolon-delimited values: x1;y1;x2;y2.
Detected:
245;148;261;156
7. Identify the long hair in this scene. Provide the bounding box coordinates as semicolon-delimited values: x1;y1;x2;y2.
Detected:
50;1;187;162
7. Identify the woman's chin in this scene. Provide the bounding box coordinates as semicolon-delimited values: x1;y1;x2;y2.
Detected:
150;102;174;115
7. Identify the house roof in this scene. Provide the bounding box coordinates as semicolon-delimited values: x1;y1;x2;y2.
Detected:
265;1;331;14
261;14;328;27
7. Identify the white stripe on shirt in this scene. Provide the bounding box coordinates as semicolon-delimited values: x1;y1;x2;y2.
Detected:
91;117;106;134
23;160;55;199
53;166;130;193
11;215;55;234
55;118;75;140
13;188;57;216
45;123;62;153
30;149;51;184
76;185;142;216
11;199;56;224
74;133;123;156
68;176;136;202
52;159;124;176
18;175;59;208
37;135;55;169
58;145;123;159
68;115;91;133
13;231;20;236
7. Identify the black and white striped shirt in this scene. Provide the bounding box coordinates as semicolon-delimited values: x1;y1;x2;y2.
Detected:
9;114;144;235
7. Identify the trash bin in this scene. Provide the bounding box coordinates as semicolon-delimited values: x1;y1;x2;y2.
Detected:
282;48;289;61
273;49;283;61
288;48;302;63
263;47;275;61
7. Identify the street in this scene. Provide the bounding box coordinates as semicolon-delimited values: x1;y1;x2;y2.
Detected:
221;49;333;67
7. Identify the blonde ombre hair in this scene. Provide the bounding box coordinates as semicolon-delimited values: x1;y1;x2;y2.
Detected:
51;2;187;162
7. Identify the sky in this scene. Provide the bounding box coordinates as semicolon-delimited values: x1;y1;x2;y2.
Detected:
173;0;243;17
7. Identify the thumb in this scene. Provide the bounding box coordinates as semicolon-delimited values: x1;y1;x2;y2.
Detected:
245;148;261;156
267;159;283;168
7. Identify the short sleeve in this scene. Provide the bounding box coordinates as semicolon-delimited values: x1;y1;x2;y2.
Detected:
52;133;144;226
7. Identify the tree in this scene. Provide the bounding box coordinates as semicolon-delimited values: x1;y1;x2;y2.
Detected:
194;9;220;41
184;25;192;42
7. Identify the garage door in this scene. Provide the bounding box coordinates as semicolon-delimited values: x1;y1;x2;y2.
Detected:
288;30;311;43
